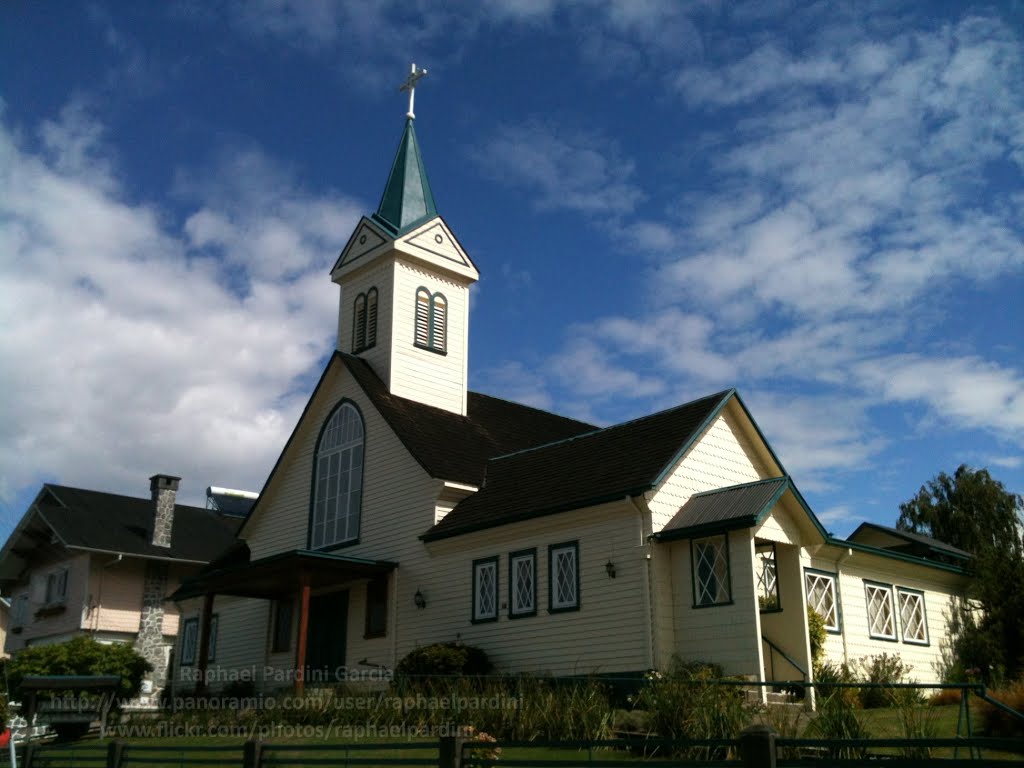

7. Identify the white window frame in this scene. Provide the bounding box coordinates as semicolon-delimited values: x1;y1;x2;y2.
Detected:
509;549;536;618
692;534;731;607
864;581;896;640
805;569;841;632
548;541;580;613
414;287;447;354
310;402;364;550
45;567;69;606
756;542;779;611
897;587;928;645
472;557;498;623
181;617;199;665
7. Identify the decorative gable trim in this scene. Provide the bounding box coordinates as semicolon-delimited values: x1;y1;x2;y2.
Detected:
393;217;479;282
331;217;393;278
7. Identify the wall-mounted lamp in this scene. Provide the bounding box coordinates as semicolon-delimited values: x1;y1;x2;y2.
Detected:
605;560;617;578
414;589;427;609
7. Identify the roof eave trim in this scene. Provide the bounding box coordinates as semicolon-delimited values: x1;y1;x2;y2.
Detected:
825;537;969;575
652;516;758;543
63;545;209;565
421;487;652;542
651;390;735;488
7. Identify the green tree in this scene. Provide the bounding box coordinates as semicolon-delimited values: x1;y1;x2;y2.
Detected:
898;465;1024;683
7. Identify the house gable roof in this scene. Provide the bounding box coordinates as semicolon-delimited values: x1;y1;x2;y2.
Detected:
0;484;242;586
846;522;971;561
422;390;734;542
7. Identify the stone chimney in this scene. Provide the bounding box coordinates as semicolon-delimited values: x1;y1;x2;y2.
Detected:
149;474;180;548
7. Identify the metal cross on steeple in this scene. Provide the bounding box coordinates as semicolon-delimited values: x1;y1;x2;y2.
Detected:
399;63;428;120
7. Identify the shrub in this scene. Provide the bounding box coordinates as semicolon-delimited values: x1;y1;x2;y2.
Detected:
856;653;913;709
927;687;964;707
395;642;491;680
892;687;939;758
807;607;827;669
979;680;1024;737
7;636;151;703
813;661;858;708
807;692;870;759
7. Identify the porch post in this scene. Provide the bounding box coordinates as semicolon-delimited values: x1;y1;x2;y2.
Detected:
195;592;215;695
295;574;311;697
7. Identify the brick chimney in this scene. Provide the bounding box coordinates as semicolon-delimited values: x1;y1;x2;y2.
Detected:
149;474;180;548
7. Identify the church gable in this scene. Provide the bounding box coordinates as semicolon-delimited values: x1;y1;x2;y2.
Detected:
332;217;392;280
394;218;479;282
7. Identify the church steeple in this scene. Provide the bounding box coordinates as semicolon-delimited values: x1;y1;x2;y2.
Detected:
372;118;438;236
330;64;479;416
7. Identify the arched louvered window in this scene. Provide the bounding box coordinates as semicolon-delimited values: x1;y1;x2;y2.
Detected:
352;293;367;352
310;401;364;549
366;288;378;348
352;288;378;353
414;287;447;354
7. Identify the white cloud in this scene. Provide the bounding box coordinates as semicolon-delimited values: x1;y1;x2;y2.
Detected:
472;122;644;217
0;103;360;507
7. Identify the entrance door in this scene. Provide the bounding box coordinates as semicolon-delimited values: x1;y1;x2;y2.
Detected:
306;590;348;684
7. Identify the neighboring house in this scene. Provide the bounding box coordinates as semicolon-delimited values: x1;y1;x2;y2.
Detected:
170;112;972;698
0;476;242;705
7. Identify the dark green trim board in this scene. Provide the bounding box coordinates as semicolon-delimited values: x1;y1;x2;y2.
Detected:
803;567;843;634
306;398;367;552
828;537;968;575
508;548;537;619
690;533;732;608
471;556;499;624
548;541;580;614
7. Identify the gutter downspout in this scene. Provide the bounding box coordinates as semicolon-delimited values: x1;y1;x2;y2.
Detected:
627;495;655;671
835;548;853;666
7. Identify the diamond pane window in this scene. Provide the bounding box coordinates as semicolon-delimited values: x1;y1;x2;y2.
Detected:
756;542;779;611
805;571;840;632
898;588;928;644
549;542;579;612
865;582;896;639
310;402;364;549
473;557;498;622
509;550;536;617
693;535;731;606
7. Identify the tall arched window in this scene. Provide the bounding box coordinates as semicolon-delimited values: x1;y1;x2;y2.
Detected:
414;287;447;354
366;288;378;348
310;402;364;549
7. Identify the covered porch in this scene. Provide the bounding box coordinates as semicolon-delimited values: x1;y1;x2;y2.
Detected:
171;547;396;695
653;476;828;701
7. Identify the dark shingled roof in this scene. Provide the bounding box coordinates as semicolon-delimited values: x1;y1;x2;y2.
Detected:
36;485;243;563
422;390;733;541
847;522;971;561
341;354;596;486
655;477;790;541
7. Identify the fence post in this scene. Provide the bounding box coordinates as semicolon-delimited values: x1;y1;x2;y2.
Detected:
438;734;465;768
22;743;36;768
106;739;126;768
243;740;263;768
739;724;777;768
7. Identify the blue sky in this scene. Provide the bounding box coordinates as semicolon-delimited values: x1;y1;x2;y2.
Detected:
1;1;1022;541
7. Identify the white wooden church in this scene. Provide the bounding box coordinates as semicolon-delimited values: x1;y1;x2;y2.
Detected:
170;72;970;697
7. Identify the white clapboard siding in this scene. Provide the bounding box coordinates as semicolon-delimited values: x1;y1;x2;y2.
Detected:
337;260;394;382
668;529;763;677
388;259;470;415
647;403;774;533
806;550;964;681
416;501;652;675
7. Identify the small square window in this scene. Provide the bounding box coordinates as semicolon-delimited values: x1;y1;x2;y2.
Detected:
897;588;928;645
472;557;498;623
692;535;731;607
864;581;896;640
509;549;536;618
805;570;841;632
548;542;579;613
45;568;69;606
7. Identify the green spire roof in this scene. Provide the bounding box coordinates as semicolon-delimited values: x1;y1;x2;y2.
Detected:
372;118;438;236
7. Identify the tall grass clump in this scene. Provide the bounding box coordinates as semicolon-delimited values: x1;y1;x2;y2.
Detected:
634;657;755;760
806;689;870;760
